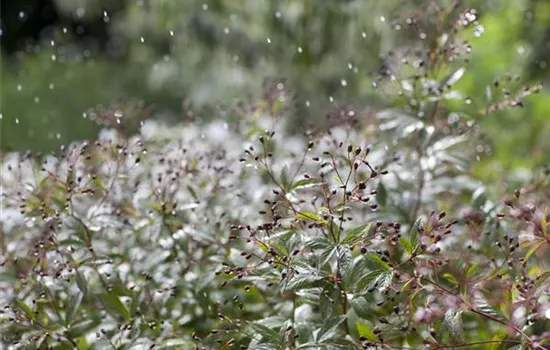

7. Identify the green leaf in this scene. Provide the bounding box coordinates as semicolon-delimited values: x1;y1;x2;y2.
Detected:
280;164;292;192
295;211;323;222
336;245;353;275
65;291;83;326
291;178;321;191
443;309;464;343
489;331;509;350
249;322;280;343
280;274;326;293
471;187;487;210
318;315;346;342
98;293;131;321
475;303;507;324
68;319;101;338
350;296;370;319
440;67;466;87
356;322;377;342
14;298;34;321
341;224;374;243
355;269;385;291
376;182;387;207
362;253;391;271
76;271;88;297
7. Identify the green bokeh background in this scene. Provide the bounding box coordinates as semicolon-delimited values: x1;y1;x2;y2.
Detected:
1;0;549;173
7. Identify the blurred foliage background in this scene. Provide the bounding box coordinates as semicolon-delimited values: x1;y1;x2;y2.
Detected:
1;0;549;173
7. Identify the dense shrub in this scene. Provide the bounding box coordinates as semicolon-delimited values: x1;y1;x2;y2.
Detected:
1;5;549;350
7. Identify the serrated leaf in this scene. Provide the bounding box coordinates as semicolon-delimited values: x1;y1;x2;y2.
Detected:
336;245;352;275
475;303;507;324
318;315;346;342
281;274;326;293
443;309;464;343
249;322;280;343
355;269;385;291
65;291;83;326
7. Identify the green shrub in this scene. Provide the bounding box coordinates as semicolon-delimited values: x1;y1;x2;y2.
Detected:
1;5;549;350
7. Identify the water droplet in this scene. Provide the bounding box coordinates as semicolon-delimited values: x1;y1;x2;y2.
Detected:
49;83;55;90
169;30;174;36
51;54;57;61
15;118;20;124
0;114;3;120
140;36;145;43
16;84;22;91
329;96;334;103
50;40;55;46
34;97;40;103
305;100;310;107
62;27;68;34
266;37;271;44
361;32;367;38
56;133;61;139
76;8;86;18
18;11;27;20
224;28;230;34
202;3;208;10
465;97;472;104
297;46;303;53
380;16;386;22
341;79;348;87
419;32;427;40
275;11;281;18
348;63;353;70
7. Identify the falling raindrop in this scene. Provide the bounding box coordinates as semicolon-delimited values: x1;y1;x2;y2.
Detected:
275;11;281;18
305;100;310;107
15;118;20;124
329;96;334;103
224;28;230;34
202;3;208;11
49;83;55;90
266;37;271;44
140;37;145;43
170;30;174;36
17;84;22;91
361;32;367;38
380;16;386;22
297;46;303;53
34;97;40;103
341;79;348;87
465;97;472;104
348;63;353;70
18;11;27;21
